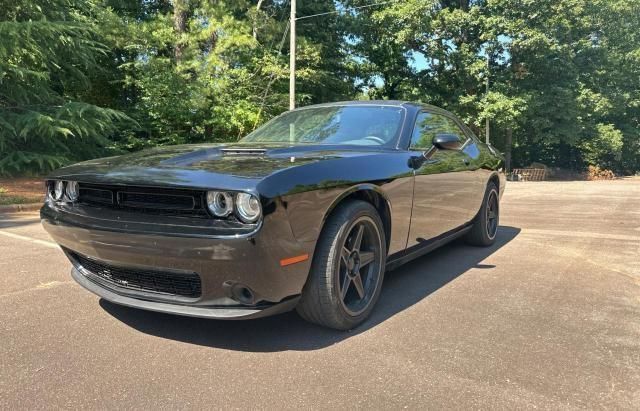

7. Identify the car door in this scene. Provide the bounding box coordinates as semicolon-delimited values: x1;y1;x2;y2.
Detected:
407;111;478;247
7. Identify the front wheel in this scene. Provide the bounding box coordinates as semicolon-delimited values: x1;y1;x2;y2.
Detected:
296;200;386;330
465;182;500;247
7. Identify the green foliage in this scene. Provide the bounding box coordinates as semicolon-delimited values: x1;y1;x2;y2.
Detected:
346;0;640;173
580;124;624;170
1;0;639;174
0;194;34;205
0;0;133;175
110;0;350;147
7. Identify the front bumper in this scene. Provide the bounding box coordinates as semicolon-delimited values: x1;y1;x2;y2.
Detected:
70;267;300;319
41;201;314;319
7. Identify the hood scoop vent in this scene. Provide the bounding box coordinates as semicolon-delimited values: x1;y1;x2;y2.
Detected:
220;148;267;157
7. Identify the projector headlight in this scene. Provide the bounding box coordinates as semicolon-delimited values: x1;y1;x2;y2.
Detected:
65;181;79;202
53;180;65;201
206;191;233;217
235;193;261;223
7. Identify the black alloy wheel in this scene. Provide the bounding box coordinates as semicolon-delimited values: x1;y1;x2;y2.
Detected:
338;216;383;316
465;182;500;247
485;189;499;240
297;200;386;330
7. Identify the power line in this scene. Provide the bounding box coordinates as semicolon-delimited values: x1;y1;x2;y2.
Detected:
252;19;291;133
295;0;398;21
262;0;290;53
256;0;398;128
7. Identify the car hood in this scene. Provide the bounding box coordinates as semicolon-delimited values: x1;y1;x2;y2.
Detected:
48;143;393;191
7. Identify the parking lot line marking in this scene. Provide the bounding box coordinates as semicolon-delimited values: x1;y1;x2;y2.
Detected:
36;280;70;289
0;230;59;249
521;228;640;242
0;280;73;299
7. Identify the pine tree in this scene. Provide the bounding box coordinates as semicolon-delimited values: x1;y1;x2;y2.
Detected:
0;0;131;175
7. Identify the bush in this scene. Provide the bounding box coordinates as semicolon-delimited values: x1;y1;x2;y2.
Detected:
586;165;615;180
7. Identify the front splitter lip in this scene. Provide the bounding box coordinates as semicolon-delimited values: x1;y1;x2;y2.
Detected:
71;268;300;320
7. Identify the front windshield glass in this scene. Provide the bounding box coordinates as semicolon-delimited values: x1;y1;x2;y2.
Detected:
241;105;405;146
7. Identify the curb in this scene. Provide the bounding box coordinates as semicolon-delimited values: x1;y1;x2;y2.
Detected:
0;203;42;213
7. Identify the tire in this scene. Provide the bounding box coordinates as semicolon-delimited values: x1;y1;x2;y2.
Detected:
296;200;387;330
465;182;500;247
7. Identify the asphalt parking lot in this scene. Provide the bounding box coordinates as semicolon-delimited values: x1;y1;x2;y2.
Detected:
1;179;639;409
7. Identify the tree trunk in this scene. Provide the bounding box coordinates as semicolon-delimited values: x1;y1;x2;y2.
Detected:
253;0;265;40
505;127;513;172
382;75;401;99
173;0;188;62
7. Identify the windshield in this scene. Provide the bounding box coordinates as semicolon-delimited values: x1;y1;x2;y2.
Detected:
241;105;405;146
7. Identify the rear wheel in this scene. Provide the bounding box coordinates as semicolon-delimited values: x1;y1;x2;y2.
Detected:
465;182;500;246
297;200;386;330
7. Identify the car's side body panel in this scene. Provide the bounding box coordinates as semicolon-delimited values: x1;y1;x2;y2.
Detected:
401;105;499;248
263;151;416;255
407;160;477;246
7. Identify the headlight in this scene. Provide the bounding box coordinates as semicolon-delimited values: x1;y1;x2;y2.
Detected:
53;180;65;201
235;193;261;223
65;181;79;202
206;191;233;217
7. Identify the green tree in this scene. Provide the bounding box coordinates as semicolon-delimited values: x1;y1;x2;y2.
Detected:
103;0;353;149
348;0;640;173
0;0;132;175
2;0;638;175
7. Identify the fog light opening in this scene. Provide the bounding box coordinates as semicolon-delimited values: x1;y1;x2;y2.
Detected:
232;285;255;305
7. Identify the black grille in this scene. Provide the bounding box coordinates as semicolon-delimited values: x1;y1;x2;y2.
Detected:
118;192;195;210
72;252;201;298
79;187;113;205
77;184;209;218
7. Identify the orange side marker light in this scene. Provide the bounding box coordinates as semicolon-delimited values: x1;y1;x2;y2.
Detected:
280;254;309;267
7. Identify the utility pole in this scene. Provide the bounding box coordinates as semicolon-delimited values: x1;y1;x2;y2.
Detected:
485;55;490;145
289;0;296;110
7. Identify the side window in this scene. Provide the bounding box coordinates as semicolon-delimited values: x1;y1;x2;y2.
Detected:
460;122;480;143
410;112;468;149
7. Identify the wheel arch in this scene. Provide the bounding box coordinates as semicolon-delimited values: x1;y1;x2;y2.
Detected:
487;170;506;200
469;171;502;222
488;172;500;190
322;184;392;253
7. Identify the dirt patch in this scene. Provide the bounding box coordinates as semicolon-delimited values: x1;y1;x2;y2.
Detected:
0;178;44;205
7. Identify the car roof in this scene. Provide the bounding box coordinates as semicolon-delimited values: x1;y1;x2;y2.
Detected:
296;100;455;117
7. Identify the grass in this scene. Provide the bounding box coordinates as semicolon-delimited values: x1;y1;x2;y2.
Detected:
0;186;40;205
0;194;36;205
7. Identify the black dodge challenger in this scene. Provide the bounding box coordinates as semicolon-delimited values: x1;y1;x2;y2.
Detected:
41;101;505;330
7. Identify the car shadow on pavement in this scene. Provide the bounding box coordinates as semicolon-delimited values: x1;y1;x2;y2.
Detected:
100;225;520;352
0;213;41;229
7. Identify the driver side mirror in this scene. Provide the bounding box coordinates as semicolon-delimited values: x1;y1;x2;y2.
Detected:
433;133;463;150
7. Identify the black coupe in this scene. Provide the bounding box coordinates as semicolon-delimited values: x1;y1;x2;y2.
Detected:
41;101;505;330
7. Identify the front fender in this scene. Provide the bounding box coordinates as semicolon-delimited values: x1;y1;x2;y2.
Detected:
281;179;413;256
258;152;415;255
322;183;392;225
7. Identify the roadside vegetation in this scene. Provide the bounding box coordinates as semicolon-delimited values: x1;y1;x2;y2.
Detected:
0;180;44;205
1;0;639;176
0;195;33;206
0;187;32;205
